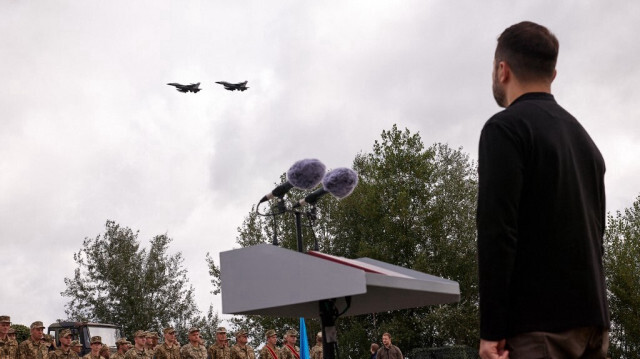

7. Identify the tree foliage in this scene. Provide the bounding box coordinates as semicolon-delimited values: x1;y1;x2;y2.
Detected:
211;125;479;355
62;220;211;340
604;195;640;358
10;324;30;343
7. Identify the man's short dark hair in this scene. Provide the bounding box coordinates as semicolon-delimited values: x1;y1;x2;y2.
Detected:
495;21;559;82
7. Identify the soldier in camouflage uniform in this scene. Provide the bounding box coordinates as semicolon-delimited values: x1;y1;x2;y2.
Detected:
99;346;110;359
70;342;82;356
82;337;104;359
42;336;55;353
7;328;17;343
279;331;299;359
124;331;151;359
17;321;49;359
207;328;229;359
258;330;279;359
110;339;127;359
1;316;18;359
229;330;253;359
49;330;78;359
144;334;157;353
154;328;179;359
179;329;205;359
308;333;321;359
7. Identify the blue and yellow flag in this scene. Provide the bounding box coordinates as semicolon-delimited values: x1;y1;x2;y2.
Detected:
299;317;311;359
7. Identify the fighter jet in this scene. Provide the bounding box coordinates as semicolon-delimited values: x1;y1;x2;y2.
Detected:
215;81;249;91
167;82;201;93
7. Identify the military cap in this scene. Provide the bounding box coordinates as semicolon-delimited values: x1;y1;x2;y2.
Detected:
265;329;276;338
71;340;82;347
215;327;227;334
115;338;125;347
163;327;175;335
147;332;159;339
8;328;16;334
90;336;103;344
235;330;248;338
0;315;10;323
188;327;200;334
134;330;147;338
44;334;53;342
100;344;110;353
124;340;132;345
285;329;298;337
60;329;73;338
30;321;46;329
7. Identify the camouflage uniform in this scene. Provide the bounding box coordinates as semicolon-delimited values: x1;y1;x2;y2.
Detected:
1;330;19;359
178;344;206;359
258;345;279;359
229;345;254;359
82;336;105;359
110;339;126;359
154;342;180;359
49;345;79;359
207;344;229;359
18;338;49;359
309;333;321;359
1;315;17;359
278;345;298;359
308;345;321;359
123;348;150;359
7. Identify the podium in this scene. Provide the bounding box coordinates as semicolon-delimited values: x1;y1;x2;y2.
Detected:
220;244;460;317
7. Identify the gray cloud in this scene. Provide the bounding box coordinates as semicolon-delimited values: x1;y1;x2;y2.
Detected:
2;0;639;326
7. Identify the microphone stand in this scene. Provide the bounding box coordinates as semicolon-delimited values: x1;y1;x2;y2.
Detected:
257;196;345;359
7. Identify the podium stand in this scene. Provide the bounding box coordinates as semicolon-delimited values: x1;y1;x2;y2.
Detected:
220;244;460;358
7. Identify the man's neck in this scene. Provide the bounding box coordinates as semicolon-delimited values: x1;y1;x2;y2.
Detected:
61;345;70;352
236;343;246;349
31;336;41;343
135;345;145;351
506;81;551;107
189;341;199;347
0;334;7;341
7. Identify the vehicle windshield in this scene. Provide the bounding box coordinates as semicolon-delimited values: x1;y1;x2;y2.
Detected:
87;327;120;347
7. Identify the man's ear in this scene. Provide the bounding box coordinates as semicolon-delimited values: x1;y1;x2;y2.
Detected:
498;61;510;83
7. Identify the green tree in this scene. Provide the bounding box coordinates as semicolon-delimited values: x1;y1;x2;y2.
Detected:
210;125;479;356
604;195;640;358
10;324;29;343
62;220;205;340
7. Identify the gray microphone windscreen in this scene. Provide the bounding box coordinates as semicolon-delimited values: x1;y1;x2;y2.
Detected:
322;167;359;199
287;159;326;190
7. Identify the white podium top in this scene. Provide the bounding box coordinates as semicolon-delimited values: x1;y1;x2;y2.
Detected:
220;244;460;317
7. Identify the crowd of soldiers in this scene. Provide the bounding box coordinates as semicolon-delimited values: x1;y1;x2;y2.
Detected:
1;316;324;359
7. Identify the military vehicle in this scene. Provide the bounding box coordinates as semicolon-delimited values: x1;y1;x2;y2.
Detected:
48;322;122;356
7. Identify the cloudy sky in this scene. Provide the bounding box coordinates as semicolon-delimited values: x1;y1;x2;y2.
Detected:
2;1;639;329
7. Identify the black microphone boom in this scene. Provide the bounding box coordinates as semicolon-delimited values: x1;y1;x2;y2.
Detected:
292;188;328;208
259;182;294;204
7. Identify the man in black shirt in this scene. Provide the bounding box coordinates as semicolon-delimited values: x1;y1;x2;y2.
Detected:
477;21;610;359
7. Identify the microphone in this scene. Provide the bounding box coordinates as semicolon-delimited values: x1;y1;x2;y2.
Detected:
292;167;358;208
259;159;326;204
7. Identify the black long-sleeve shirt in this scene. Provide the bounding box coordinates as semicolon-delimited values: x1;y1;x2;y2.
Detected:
477;92;609;340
